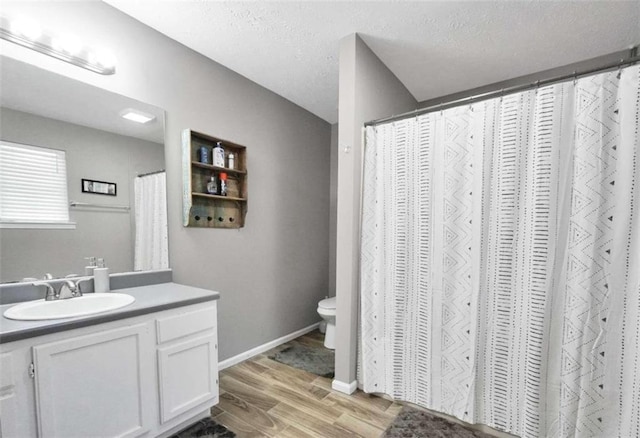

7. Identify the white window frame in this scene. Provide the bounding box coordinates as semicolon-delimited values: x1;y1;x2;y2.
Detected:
0;140;75;229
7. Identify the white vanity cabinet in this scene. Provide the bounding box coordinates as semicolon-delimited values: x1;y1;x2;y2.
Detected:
0;300;218;438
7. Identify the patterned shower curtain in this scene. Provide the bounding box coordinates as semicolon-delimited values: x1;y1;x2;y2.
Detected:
360;65;640;438
134;172;169;271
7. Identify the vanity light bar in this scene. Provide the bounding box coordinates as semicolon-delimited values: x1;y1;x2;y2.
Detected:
0;16;116;75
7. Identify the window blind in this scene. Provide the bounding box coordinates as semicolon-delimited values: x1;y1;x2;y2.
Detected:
0;141;70;223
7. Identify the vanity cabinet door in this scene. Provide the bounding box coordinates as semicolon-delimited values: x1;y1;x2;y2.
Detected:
157;333;218;424
32;323;154;438
153;301;219;434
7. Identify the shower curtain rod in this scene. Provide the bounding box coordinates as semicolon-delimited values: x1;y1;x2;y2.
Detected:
137;169;165;177
365;46;640;127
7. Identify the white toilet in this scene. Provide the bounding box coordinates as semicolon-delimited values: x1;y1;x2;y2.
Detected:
317;297;336;349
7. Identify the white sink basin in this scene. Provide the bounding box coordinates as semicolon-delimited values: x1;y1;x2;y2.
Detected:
3;293;135;321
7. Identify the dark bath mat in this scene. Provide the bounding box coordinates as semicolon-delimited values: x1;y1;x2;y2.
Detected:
383;406;493;438
170;417;235;438
268;343;335;378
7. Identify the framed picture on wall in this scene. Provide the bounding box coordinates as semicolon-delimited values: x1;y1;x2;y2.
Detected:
82;178;117;196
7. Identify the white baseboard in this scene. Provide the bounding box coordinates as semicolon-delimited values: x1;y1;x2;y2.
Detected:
332;379;358;394
218;322;320;371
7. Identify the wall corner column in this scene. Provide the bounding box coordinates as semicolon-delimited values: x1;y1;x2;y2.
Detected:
333;33;417;393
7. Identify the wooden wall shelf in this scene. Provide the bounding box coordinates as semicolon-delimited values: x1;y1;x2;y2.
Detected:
191;161;247;175
182;129;247;228
192;193;246;202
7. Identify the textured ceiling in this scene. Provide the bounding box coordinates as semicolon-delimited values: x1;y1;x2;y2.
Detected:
105;1;640;124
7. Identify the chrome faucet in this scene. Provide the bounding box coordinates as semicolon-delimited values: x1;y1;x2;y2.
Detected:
58;280;79;299
34;281;57;301
33;276;92;301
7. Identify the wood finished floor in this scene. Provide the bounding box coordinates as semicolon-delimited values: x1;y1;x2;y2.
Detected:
213;330;403;438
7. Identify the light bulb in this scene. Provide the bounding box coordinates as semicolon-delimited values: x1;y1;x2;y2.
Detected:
52;35;82;55
10;18;41;41
95;51;116;69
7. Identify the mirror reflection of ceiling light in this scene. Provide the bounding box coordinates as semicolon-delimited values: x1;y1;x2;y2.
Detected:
0;15;116;75
121;109;156;124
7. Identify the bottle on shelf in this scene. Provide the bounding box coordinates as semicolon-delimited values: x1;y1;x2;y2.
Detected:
206;176;218;195
228;153;235;170
213;142;225;167
219;173;228;196
198;145;210;164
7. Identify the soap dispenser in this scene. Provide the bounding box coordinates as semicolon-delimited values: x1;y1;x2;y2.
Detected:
94;258;110;293
84;257;97;276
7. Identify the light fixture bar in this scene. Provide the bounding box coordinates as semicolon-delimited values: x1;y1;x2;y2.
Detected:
0;15;116;75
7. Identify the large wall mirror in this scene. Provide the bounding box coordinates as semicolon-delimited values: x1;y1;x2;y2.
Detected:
0;56;168;283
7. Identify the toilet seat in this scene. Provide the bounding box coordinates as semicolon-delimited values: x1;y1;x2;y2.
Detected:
318;297;336;310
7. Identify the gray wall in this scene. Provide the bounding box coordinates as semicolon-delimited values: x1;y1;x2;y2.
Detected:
334;34;417;386
0;108;164;282
1;1;331;361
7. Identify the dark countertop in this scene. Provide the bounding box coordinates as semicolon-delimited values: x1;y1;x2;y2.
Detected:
0;282;220;344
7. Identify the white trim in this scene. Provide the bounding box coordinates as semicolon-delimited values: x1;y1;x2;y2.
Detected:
0;222;76;229
332;379;358;394
218;322;320;371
